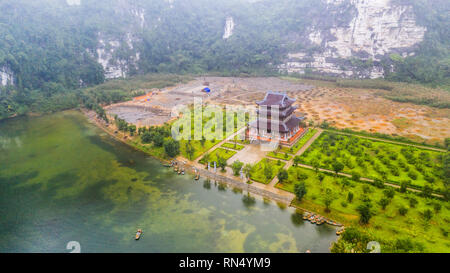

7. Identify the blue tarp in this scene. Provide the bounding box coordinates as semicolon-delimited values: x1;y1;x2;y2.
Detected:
203;87;211;93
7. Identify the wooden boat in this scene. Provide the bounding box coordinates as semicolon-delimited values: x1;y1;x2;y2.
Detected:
303;213;310;220
195;174;200;180
163;164;171;167
336;228;345;236
135;229;142;240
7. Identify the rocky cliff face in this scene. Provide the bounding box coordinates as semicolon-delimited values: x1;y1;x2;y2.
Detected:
0;66;14;87
279;0;427;78
95;33;141;79
223;17;235;39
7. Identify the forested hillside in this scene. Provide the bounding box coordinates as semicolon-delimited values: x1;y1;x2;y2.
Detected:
0;0;448;120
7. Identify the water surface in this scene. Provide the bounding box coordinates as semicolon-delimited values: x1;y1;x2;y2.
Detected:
0;111;337;253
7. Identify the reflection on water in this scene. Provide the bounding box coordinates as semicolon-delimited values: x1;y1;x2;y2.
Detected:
0;111;337;253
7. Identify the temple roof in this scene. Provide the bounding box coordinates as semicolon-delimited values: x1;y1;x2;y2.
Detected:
249;116;303;133
256;91;296;108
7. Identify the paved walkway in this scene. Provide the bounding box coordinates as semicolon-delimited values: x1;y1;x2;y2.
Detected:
194;127;246;163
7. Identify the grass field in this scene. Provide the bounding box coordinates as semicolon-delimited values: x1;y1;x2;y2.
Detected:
221;142;245;150
267;151;293;161
276;167;450;252
299;132;445;192
250;158;286;184
199;148;237;165
279;129;318;154
177;106;247;159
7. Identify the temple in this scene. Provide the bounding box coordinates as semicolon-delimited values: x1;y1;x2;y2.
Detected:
248;91;305;146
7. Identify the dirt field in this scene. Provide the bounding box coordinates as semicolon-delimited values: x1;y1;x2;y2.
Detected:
106;76;450;144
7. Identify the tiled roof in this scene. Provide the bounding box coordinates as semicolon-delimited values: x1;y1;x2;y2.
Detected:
249;116;301;133
256;91;296;108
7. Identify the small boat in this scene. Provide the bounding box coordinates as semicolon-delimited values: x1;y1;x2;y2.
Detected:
135;229;142;240
181;168;185;175
303;213;310;220
195;173;200;180
336;228;345;236
163;164;171;167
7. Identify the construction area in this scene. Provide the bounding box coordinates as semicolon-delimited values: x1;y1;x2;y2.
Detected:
105;76;450;144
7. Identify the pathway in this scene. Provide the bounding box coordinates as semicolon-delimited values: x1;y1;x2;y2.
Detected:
324;129;447;153
267;129;323;187
194;127;246;163
295;163;443;198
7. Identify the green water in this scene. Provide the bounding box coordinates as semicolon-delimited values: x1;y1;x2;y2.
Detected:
0;111;337;253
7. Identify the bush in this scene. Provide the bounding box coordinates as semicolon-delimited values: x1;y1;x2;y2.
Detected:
378;198;390;210
408;170;418;180
433;203;442;213
164;139;180;158
294;182;307;201
422;209;433;221
277;169;289;183
383;188;395;199
231;160;244;176
347;192;354;203
141;131;152;144
373;178;385;189
409;198;418;208
398;206;408;216
351;171;361;181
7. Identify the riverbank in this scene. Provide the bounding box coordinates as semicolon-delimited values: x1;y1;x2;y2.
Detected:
82;109;344;226
82;109;297;205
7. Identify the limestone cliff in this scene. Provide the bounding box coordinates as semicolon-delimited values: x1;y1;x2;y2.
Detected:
279;0;427;78
0;66;14;87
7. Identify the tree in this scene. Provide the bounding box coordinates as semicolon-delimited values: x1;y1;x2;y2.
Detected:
164;139;180;158
347;192;354;203
400;180;410;193
383;188;395;199
293;156;301;167
217;156;227;171
277;169;289;183
318;173;325;183
409;198;418;208
202;153;211;166
153;133;164;147
185;142;195;160
264;165;273;180
243;164;253;181
422;209;433;221
324;189;334;212
141;131;152;144
398;206;408;216
294;182;307;201
445;138;450;150
332;161;344;176
422;185;433;198
357;201;374;225
373;178;385;189
231;160;244;176
311;159;320;173
378;198;390;210
200;135;206;147
128;125;137;136
351;171;361;181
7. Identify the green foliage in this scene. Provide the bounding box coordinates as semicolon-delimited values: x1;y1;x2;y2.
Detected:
277;169;289;183
357;200;374;225
231;160;244;176
294;182;307;201
164;139;180;158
